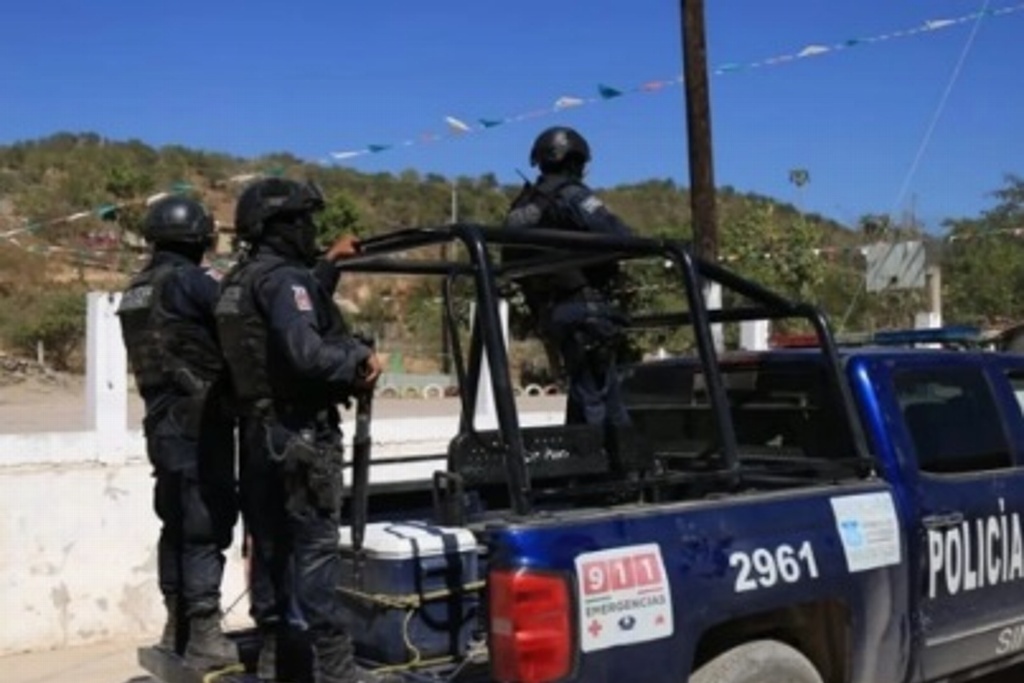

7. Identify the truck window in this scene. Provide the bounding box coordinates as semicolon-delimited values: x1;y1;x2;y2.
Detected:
894;367;1012;474
627;361;859;464
1007;373;1024;416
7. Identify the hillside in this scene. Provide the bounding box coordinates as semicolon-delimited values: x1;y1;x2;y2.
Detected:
8;132;1021;374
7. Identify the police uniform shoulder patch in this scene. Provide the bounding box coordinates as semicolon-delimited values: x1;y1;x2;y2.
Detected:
579;195;604;214
292;285;314;312
506;203;543;227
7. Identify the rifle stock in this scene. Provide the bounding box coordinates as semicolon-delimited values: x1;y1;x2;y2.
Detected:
350;390;373;552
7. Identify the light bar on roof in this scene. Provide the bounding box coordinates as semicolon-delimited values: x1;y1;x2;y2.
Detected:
871;325;982;346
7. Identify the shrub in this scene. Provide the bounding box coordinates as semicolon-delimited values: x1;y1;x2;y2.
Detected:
4;290;87;370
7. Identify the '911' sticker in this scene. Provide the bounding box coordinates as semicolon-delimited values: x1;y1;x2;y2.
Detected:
575;543;674;652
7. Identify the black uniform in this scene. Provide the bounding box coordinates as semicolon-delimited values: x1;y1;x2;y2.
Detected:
215;247;372;678
118;251;237;627
505;172;633;427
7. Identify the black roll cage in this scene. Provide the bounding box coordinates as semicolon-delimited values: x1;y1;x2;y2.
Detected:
336;224;872;516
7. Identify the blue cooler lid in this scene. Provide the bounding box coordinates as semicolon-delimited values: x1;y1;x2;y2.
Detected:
339;521;478;560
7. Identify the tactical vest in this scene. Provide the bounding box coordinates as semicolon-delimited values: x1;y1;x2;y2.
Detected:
117;264;179;393
505;176;590;307
215;257;353;415
214;258;281;412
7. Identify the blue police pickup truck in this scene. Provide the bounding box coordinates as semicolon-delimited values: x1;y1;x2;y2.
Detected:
139;225;1024;683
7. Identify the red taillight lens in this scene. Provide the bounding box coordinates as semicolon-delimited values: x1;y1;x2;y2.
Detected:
490;568;573;683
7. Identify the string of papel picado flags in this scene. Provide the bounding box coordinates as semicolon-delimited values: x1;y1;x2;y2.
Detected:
326;3;1024;163
3;5;1023;260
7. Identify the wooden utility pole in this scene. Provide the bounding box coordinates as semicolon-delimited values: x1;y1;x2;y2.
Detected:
680;0;718;263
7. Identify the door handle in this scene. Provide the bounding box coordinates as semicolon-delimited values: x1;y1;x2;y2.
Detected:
922;511;964;529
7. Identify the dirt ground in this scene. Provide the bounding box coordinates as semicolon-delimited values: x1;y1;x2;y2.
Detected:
3;637;1024;683
0;375;565;434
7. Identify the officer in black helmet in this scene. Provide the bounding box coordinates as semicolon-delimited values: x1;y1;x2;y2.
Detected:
117;195;238;669
504;125;634;429
214;178;394;683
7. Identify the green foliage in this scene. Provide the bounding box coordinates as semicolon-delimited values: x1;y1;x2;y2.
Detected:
315;191;364;241
941;174;1024;326
721;199;825;302
2;289;88;370
4;132;1024;375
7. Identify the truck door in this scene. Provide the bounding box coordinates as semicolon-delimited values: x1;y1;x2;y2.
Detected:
886;359;1024;680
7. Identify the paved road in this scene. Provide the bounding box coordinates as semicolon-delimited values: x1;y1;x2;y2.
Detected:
0;381;565;434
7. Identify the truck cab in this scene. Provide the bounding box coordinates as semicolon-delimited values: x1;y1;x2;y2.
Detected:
139;224;1024;683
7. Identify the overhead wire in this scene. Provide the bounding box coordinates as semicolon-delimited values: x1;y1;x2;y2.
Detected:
837;0;993;331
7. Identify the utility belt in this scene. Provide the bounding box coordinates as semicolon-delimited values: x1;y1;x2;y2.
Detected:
541;288;629;345
264;418;345;516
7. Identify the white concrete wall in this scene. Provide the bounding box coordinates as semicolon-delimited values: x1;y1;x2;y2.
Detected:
0;411;561;656
0;293;561;655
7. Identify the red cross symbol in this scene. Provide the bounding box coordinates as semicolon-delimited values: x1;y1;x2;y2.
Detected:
588;619;603;638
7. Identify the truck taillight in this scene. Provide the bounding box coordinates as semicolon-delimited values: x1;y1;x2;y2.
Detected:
489;568;572;683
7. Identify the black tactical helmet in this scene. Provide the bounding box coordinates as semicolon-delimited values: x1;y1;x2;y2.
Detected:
234;177;326;242
529;126;591;169
143;195;215;245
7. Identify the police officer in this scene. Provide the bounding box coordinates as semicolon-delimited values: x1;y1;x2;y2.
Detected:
117;196;238;669
214;178;395;683
504;125;633;429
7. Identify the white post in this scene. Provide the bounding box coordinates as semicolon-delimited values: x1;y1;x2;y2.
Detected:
926;265;942;325
739;320;770;351
86;291;128;462
705;282;724;352
472;300;510;430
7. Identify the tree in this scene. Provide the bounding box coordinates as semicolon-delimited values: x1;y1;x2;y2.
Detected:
788;168;810;189
102;165;155;236
941;175;1024;326
315;191;364;241
7;290;88;370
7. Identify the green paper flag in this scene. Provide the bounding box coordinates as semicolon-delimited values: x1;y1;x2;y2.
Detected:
598;84;623;99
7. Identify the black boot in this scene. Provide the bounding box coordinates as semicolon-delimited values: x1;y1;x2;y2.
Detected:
184;612;239;670
312;636;404;683
256;628;277;682
157;596;180;654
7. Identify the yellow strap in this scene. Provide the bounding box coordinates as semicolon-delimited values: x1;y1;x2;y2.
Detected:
337;580;486;609
370;655;456;675
334;579;487;673
201;663;246;683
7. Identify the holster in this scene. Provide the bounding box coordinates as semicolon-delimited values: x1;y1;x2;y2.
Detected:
165;394;205;441
171;367;213;440
270;428;344;516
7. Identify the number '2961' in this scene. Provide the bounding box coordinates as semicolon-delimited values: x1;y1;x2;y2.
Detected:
729;541;820;592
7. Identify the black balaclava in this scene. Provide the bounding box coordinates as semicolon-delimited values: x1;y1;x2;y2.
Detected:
154;240;207;265
540;156;586;181
261;212;319;266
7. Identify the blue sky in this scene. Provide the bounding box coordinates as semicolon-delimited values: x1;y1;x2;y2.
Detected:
2;0;1022;230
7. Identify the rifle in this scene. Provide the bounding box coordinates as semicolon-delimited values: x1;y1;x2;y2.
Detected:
350;390;373;552
350;334;376;553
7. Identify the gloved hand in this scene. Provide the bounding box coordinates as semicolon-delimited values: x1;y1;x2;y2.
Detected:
325;234;361;262
357;352;383;389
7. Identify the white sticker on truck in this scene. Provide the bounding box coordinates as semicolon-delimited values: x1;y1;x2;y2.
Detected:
830;491;902;572
575;543;674;652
